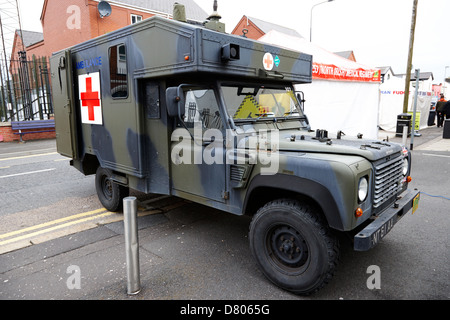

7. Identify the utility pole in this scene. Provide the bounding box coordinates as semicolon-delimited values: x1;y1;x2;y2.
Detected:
402;0;418;113
310;0;334;42
15;0;25;52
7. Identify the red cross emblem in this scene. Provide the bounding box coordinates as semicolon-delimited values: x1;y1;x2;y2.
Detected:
78;72;102;124
263;52;274;71
80;77;100;121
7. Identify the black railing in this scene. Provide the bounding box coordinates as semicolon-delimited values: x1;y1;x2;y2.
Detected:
0;52;53;122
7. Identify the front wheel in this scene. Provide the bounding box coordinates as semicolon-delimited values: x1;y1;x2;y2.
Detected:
249;199;339;295
95;167;129;212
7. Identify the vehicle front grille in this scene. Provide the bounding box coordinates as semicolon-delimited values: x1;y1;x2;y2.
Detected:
373;155;404;210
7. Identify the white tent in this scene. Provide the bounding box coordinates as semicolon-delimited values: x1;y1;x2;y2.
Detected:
259;31;381;139
379;76;432;132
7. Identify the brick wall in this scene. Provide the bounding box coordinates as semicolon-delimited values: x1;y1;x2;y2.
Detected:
0;123;15;142
88;1;155;38
36;0;156;59
41;0;92;58
231;16;265;40
0;122;55;142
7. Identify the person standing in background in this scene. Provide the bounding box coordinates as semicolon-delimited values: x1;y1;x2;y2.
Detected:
443;99;450;120
436;94;447;127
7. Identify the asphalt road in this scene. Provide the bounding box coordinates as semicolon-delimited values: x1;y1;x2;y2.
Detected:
0;142;94;217
0;135;448;301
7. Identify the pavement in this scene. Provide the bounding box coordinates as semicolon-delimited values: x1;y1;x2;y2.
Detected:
380;124;450;152
0;125;449;303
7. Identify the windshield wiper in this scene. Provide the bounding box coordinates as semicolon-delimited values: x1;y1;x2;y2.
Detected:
232;113;273;123
233;114;305;124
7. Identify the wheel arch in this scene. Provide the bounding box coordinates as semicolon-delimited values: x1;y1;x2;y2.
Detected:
71;153;99;176
243;174;345;231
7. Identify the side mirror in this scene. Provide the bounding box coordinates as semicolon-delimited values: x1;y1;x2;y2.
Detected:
296;92;305;112
166;87;185;118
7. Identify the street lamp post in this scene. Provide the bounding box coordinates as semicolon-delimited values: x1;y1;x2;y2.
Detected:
310;0;334;42
443;66;449;97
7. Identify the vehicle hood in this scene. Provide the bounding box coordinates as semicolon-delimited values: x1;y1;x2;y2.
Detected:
274;130;404;161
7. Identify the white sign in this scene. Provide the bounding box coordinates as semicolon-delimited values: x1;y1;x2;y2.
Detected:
78;72;103;125
263;52;274;71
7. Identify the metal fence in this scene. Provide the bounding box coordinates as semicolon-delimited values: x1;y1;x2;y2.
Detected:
0;51;53;122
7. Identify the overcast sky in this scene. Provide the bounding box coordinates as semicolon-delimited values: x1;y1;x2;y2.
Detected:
7;0;450;84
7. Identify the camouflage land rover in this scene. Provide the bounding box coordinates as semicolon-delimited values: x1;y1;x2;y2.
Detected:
50;7;420;294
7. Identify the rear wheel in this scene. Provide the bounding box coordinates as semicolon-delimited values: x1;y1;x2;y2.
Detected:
95;167;129;212
249;199;339;295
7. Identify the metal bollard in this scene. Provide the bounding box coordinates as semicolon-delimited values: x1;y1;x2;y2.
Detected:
123;196;141;295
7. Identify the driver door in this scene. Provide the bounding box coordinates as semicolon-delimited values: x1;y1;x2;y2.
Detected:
170;87;227;203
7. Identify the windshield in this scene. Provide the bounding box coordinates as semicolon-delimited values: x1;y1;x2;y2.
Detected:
221;85;304;122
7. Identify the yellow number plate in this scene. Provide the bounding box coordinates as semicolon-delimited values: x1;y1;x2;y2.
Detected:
412;193;420;214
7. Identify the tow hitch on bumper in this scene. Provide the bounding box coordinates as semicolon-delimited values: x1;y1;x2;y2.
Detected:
354;189;420;251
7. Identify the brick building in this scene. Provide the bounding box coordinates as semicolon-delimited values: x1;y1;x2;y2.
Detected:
2;0;208;142
11;0;208;61
231;15;303;40
10;30;46;61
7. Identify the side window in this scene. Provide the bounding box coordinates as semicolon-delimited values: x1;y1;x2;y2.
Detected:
109;44;128;98
179;89;223;131
143;82;160;119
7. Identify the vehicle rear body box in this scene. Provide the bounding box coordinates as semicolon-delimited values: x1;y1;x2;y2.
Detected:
62;16;312;83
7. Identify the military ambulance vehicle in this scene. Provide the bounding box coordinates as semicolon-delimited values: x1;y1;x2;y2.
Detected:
51;6;420;295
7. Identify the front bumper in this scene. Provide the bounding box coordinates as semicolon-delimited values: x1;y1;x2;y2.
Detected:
354;189;420;251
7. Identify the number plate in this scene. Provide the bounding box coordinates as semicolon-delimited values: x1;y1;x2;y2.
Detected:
370;216;395;247
354;189;420;251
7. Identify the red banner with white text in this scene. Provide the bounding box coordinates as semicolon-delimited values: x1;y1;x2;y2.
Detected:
312;63;381;82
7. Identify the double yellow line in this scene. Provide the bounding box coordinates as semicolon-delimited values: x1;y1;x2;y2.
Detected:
0;208;116;247
0;196;186;253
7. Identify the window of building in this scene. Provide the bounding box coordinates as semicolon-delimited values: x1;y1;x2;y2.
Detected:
108;44;128;98
131;14;142;24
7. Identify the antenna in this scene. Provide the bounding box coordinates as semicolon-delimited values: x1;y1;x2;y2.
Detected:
98;1;112;18
204;0;225;32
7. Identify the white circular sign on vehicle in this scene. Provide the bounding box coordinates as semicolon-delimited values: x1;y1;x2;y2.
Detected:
263;52;274;71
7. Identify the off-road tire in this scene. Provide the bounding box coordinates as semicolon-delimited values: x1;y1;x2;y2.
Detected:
249;199;340;295
95;167;129;212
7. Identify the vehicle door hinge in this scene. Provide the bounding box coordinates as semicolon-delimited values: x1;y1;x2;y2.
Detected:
222;191;229;200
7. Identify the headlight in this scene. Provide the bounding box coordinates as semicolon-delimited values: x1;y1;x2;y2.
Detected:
358;177;369;202
402;158;409;176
